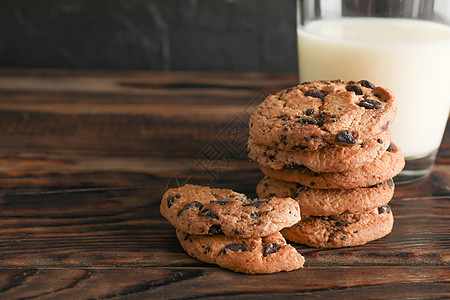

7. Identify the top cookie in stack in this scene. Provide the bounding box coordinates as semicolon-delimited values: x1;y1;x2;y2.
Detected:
249;79;396;152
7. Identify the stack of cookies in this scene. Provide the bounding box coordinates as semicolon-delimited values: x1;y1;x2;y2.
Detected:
248;80;405;248
160;184;305;274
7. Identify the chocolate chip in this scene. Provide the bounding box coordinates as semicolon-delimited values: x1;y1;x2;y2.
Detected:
291;144;308;150
297;185;310;192
191;201;203;209
250;212;261;219
210;200;232;206
297;224;303;230
304;135;317;141
243;201;268;208
282;88;294;95
341;236;347;241
268;155;275;160
359;99;382;109
292;192;299;198
263;243;281;257
359;80;376;89
208;225;222;234
306;108;315;116
330;114;337;118
315;116;326;126
204;247;210;255
280;135;287;146
281;116;289;121
377;139;383;144
222;244;246;254
305;89;325;99
335;221;347;227
175;194;180;198
300;117;318;125
312;172;320;177
178;201;203;216
378;205;391;214
167;195;174;208
381;121;390;131
387;143;395;152
347;85;363;95
335;130;357;144
288;163;308;172
204;211;219;220
386;179;394;188
310;182;315;186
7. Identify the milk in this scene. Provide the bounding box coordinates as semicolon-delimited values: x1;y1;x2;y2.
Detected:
298;18;450;158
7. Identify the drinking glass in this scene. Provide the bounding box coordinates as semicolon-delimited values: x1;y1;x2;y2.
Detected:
297;0;450;184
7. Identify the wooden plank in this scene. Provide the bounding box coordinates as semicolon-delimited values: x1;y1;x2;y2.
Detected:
0;69;297;93
0;186;447;268
0;267;447;299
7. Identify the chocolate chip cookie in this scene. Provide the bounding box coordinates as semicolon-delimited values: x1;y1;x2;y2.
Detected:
177;230;305;274
248;130;390;172
249;80;396;151
161;184;301;238
281;206;394;248
256;176;394;216
259;143;404;189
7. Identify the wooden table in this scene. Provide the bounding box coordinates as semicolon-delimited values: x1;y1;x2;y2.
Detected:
0;70;448;299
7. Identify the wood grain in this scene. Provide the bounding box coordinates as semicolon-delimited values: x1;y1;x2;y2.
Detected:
0;185;447;269
0;70;447;298
0;267;448;299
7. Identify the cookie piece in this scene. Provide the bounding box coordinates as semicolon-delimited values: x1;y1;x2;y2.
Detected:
248;130;390;172
257;176;395;216
259;143;404;189
249;80;396;151
161;184;300;238
177;230;305;274
282;206;394;248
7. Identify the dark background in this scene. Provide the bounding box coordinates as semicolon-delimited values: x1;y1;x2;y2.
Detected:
0;0;297;72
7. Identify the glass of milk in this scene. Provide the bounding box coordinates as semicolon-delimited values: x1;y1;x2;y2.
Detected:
297;0;450;184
